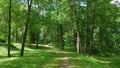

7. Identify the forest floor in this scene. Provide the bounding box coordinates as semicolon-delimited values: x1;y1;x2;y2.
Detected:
0;43;120;68
59;53;75;68
43;45;75;68
43;45;120;68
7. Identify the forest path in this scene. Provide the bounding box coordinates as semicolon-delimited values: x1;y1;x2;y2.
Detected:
59;52;75;68
43;45;75;68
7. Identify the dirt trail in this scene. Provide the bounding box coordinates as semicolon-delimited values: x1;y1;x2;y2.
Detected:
43;45;74;68
59;54;75;68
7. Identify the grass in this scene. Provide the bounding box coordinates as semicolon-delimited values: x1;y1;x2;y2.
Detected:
0;43;120;68
43;53;64;68
0;43;56;68
50;43;76;52
68;52;120;68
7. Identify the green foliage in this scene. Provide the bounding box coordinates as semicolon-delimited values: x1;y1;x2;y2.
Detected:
0;38;6;43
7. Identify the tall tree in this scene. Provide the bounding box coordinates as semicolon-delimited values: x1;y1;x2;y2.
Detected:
8;0;12;57
99;27;103;55
89;0;96;57
20;0;32;57
55;0;65;49
60;23;64;50
14;25;18;43
85;0;89;55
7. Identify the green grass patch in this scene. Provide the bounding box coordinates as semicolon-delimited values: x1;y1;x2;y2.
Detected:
63;46;76;52
43;53;64;68
0;43;56;68
68;53;120;68
1;43;120;68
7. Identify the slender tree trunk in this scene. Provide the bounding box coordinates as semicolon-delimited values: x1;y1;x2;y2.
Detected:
99;27;102;55
85;0;89;55
76;25;82;53
74;0;82;53
76;24;82;53
76;31;80;53
20;0;32;57
88;0;95;57
42;7;47;45
60;24;64;50
35;4;40;48
73;32;77;51
85;26;89;54
15;26;17;43
8;0;12;57
89;27;94;57
79;36;82;53
36;33;39;48
22;23;25;43
44;31;47;44
56;0;64;47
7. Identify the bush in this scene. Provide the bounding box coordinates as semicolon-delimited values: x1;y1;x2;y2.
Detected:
0;38;6;43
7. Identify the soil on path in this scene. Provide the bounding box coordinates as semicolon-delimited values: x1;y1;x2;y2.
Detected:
43;45;75;68
59;53;75;68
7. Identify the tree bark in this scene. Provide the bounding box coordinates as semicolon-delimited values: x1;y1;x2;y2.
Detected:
99;27;103;55
76;31;80;53
44;31;47;44
15;26;17;43
8;0;12;57
60;24;64;50
89;27;94;57
76;24;82;53
73;32;77;51
22;22;25;43
74;0;82;53
20;0;32;57
85;0;89;55
88;0;95;57
36;33;39;48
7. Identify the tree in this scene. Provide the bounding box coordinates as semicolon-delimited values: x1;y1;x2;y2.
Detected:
8;0;12;57
88;0;96;57
85;0;89;55
20;0;32;57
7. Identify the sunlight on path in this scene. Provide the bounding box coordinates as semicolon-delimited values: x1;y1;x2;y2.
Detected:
42;45;75;68
43;45;59;52
59;55;75;68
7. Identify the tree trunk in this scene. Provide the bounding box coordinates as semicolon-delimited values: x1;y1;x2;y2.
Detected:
76;31;80;53
85;0;89;55
36;33;39;48
44;31;47;44
22;23;25;43
99;27;102;55
60;24;64;50
75;0;82;53
8;0;12;57
20;0;32;57
73;32;77;51
15;26;17;43
88;0;95;57
76;28;82;53
89;27;94;57
85;26;89;54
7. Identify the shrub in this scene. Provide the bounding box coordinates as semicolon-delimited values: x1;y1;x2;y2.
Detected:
0;38;6;43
